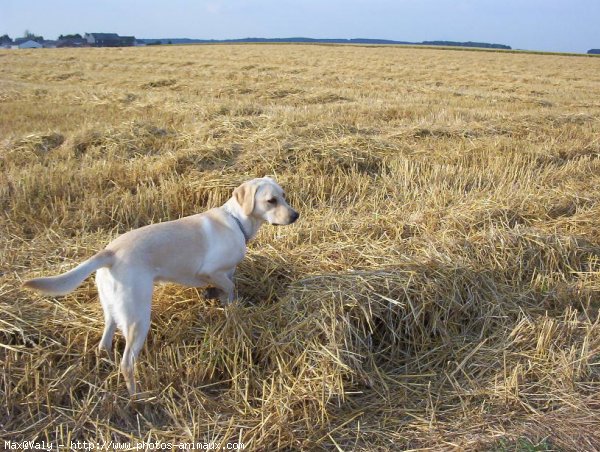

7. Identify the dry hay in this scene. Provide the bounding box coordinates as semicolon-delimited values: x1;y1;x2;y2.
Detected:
1;44;600;450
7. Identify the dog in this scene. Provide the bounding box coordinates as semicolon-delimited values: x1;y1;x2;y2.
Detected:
23;177;299;395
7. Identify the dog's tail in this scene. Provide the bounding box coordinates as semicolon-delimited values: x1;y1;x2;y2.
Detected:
23;250;115;296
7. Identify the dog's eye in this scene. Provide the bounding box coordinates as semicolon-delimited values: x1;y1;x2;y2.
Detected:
267;198;277;204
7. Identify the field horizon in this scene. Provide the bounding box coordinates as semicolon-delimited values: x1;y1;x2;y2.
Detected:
1;44;600;450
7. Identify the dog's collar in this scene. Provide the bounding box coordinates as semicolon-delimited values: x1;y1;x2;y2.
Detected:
223;206;250;244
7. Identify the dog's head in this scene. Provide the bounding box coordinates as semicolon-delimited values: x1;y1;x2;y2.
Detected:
233;177;299;225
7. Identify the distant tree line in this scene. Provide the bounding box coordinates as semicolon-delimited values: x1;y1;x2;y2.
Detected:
2;31;597;53
420;40;511;49
58;33;83;40
138;37;513;50
1;30;45;44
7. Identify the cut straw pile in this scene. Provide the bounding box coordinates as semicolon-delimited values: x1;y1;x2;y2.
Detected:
1;44;599;450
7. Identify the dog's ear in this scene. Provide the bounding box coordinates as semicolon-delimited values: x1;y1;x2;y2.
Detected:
234;181;258;216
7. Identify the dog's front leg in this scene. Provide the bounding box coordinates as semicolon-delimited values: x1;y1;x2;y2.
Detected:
203;271;235;305
227;268;235;281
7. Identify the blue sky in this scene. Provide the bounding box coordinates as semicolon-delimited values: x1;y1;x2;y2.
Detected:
1;0;599;53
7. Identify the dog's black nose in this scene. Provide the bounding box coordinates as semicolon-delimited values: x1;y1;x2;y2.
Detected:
290;211;300;223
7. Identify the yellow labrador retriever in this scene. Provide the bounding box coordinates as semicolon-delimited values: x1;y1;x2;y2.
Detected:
23;177;299;394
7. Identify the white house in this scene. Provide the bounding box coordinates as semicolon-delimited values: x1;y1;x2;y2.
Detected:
18;40;42;49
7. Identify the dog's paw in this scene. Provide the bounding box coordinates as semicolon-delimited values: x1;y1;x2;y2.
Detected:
204;287;222;300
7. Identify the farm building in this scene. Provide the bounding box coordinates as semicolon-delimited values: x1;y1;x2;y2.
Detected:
84;33;136;47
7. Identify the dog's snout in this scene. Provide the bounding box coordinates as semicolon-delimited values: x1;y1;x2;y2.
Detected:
290;210;300;223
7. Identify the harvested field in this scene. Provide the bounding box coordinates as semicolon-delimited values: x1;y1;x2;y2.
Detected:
1;44;600;450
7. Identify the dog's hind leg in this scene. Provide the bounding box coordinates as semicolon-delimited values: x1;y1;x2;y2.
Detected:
121;319;150;395
96;268;117;352
114;274;153;395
